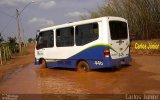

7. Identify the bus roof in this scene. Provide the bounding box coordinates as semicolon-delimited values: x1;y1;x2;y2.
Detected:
40;16;126;32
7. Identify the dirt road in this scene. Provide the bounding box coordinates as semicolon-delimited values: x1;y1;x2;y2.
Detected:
0;55;160;94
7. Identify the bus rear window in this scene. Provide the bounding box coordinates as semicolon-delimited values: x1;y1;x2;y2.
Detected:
109;21;128;40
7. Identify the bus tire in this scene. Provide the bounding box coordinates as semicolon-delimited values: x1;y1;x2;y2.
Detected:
77;61;90;72
41;59;47;68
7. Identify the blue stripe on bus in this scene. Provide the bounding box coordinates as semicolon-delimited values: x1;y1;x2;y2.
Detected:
35;45;131;69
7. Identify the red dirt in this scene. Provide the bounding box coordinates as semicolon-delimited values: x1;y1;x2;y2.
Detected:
0;55;160;94
0;44;35;81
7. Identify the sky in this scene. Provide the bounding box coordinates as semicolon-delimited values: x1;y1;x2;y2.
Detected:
0;0;105;42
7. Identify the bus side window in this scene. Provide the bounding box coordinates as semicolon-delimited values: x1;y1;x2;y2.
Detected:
56;27;74;47
75;23;99;46
36;30;54;49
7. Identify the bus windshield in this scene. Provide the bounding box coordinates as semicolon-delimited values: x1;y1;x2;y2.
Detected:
109;21;128;40
36;30;54;50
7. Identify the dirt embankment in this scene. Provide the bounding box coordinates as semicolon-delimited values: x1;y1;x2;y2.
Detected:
131;39;160;55
0;44;35;81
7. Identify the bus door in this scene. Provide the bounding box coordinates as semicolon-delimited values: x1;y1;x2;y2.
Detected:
36;30;54;59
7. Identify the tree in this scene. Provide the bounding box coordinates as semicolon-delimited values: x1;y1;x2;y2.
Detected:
82;0;160;40
8;37;17;44
8;37;19;53
28;38;33;43
0;33;4;43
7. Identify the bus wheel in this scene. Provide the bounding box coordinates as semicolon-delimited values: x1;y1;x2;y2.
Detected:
41;59;47;68
77;61;90;72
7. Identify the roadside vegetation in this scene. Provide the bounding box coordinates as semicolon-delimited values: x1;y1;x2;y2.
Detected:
0;32;35;80
81;0;160;40
0;33;34;65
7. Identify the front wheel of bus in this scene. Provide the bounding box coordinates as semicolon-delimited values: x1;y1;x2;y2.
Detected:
77;61;90;72
41;59;47;68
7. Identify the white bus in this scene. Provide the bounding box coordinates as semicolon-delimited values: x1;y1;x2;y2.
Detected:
35;16;131;72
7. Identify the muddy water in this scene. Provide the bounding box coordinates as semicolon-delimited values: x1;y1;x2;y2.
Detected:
36;63;160;94
0;56;160;94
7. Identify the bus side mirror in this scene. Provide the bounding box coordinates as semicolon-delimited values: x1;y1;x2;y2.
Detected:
36;30;40;41
36;34;38;41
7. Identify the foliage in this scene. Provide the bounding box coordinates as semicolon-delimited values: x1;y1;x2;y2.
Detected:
8;37;16;44
81;0;160;40
0;33;4;43
28;38;33;43
8;37;19;53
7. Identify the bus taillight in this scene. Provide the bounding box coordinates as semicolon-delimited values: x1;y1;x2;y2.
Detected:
104;50;110;57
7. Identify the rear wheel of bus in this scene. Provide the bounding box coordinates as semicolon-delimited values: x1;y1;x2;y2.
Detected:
41;59;47;68
77;61;90;72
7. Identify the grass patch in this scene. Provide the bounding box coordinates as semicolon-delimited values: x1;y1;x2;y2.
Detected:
21;47;30;56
